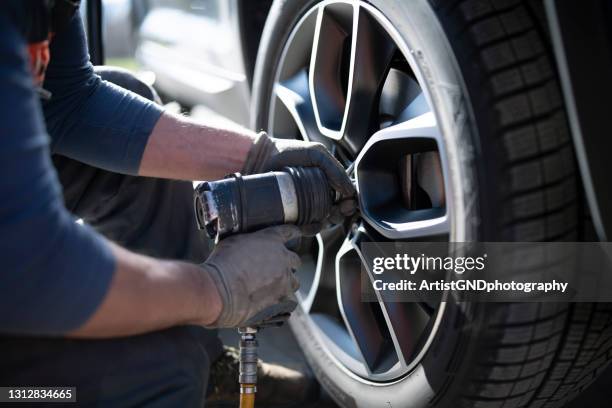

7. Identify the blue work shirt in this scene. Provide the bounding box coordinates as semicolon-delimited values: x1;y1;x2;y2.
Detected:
0;10;164;335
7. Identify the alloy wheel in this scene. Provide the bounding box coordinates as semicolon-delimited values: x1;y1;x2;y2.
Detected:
267;0;454;383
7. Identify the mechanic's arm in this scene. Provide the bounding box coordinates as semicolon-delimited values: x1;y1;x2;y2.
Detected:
139;112;254;181
0;14;216;337
0;14;298;338
138;112;351;201
41;12;253;180
69;244;221;338
74;225;301;337
43;14;355;198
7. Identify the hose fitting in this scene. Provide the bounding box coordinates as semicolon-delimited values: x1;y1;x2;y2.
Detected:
238;327;259;408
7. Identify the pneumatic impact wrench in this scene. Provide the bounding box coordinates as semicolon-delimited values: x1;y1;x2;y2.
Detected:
194;167;336;408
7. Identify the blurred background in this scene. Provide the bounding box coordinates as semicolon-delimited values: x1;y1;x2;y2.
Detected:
85;0;272;128
100;0;138;69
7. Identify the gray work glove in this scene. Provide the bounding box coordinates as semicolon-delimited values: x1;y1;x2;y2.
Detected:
243;132;357;233
202;225;302;328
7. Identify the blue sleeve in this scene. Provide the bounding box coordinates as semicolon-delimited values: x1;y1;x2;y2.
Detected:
42;13;164;175
0;14;117;335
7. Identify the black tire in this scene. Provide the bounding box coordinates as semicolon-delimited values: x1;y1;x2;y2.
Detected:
251;1;612;407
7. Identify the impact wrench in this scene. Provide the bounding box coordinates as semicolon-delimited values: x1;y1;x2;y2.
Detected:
194;167;337;407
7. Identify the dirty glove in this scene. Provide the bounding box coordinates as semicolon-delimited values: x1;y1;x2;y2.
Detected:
243;133;357;230
202;225;302;328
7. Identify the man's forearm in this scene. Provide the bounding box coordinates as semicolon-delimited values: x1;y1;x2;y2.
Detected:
139;112;255;181
69;242;221;338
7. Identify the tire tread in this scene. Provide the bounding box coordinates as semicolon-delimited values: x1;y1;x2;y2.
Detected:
432;0;612;406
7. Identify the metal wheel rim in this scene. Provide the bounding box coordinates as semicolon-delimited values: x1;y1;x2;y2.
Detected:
266;0;456;383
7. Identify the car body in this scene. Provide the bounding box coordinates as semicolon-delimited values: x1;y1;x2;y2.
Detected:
132;0;271;125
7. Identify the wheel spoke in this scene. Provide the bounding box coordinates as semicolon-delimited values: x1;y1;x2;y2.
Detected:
382;302;431;366
341;5;396;154
275;71;314;140
397;93;430;124
309;3;353;138
336;236;397;374
274;70;332;148
379;69;424;127
309;3;396;150
352;225;431;368
355;113;451;240
299;225;346;313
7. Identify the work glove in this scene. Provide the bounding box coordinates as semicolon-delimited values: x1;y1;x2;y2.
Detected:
201;225;302;328
243;132;357;233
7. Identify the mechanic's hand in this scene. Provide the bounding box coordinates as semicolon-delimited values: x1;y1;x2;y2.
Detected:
201;225;302;328
243;132;357;230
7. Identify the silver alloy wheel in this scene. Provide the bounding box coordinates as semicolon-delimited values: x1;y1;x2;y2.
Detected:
267;0;455;383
